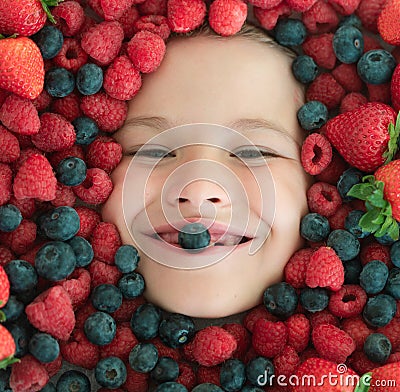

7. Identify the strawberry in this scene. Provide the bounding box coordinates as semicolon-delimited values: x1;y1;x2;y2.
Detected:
325;102;399;173
0;37;44;100
0;265;10;310
0;324;18;369
377;0;400;46
354;362;400;392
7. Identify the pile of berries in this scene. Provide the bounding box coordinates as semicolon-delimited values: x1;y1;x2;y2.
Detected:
0;0;400;391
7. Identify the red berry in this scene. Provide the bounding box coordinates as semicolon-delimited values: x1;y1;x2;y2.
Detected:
48;145;85;170
0;125;20;164
367;82;391;104
356;0;388;34
133;15;170;40
315;151;348;185
328;204;353;230
91;222;122;264
87;136;123;173
138;0;167;15
302;0;340;34
302;33;336;70
222;323;251;360
309;309;340;328
342;316;374;351
252;319;287;358
286;0;318;11
284;248;314;289
307;181;342;217
197;365;221;385
332;63;364;93
57;268;91;310
53;38;89;73
51;93;83;122
247;0;283;8
176;362;197;391
252;2;291;30
0;164;12;207
377;0;400;45
360;241;392;268
328;284;367;318
0;265;10;309
118;6;141;39
328;0;361;15
167;0;207;33
301;133;333;175
43;353;62;378
52;0;85;37
123;367;149;392
377;317;400;351
111;297;147;323
340;92;368;113
89;259;123;288
243;304;278;333
273;345;300;377
100;0;135;21
75;206;101;239
285;313;311;353
51;183;77;208
9;355;48;392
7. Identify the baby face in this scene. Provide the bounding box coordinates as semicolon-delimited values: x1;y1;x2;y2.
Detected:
102;34;312;318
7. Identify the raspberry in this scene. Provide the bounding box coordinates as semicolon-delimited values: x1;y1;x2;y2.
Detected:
75;206;101;239
342;316;373;351
103;56;142;100
252;319;287;358
0;94;40;135
363;33;383;52
100;0;135;21
133;15;170;40
307;181;342;217
208;0;247;37
222;323;251;360
328;284;368;318
302;33;336;70
89;259;123;288
48;145;86;170
197;365;221;385
80;92;128;133
301;133;332;175
150;336;181;361
347;350;379;375
315;151;348;185
243;304;278;332
340;92;368;113
52;1;85;37
356;0;388;33
312;323;356;363
328;0;361;15
138;0;167;15
32;89;52;112
367;82;391;104
81;21;124;66
0;219;36;255
51;93;83;122
377;317;400;350
0;245;14;266
0;89;9;106
285;313;310;353
60;328;100;369
25;286;75;341
43;353;63;378
0;163;12;206
302;0;340;34
0;125;20;163
13;154;57;201
284;248;314;289
388;351;400;363
273;345;300;377
167;0;207;33
360;241;392;268
285;0;318;11
57;268;91;310
86;136;123;174
87;0;105;18
51;183;77;207
111;296;147;322
127;31;166;74
123;367;149;392
91;222;122;264
326;204;351;231
53;38;89;73
192;326;237;366
248;0;283;8
75;301;97;329
176;362;197;390
73;168;113;205
32;112;76;153
9;354;49;392
309;309;340;328
332;64;364;93
253;3;291;30
118;6;140;39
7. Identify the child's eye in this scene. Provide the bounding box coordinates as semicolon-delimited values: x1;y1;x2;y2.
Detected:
128;147;175;159
231;146;279;160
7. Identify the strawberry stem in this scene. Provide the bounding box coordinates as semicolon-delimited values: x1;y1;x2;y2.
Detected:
39;0;64;24
0;356;19;370
353;372;372;392
383;111;400;164
0;311;5;323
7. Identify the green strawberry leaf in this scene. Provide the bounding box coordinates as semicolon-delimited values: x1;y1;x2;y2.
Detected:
0;310;5;323
359;208;382;233
353;372;372;392
0;356;20;370
40;0;63;24
383;111;400;164
347;183;375;201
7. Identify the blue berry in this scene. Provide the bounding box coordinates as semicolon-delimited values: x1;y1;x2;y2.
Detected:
263;282;298;318
363;333;392;364
385;267;400;299
151;357;180;383
32;26;63;59
76;63;103;95
131;303;162;340
220;359;246;392
56;157;87;186
67;236;94;267
300;287;329;313
274;18;307;47
44;67;75;98
357;49;396;84
292;55;318;84
38;206;80;241
35;241;76;281
95;356;127;388
178;223;211;252
159;313;195;348
359;260;389;294
72;116;99;145
0;204;22;232
91;284;123;313
6;322;30;357
115;245;140;273
191;384;224;392
84;311;116;346
345;210;371;239
39;382;56;392
391;240;400;267
28;332;60;363
129;342;159;373
155;382;188;392
297;101;328;131
0;368;11;392
327;229;360;261
363;294;397;327
5;260;38;293
343;258;362;284
2;295;24;322
300;212;330;242
333;25;364;64
245;357;274;387
375;228;399;246
240;387;264;392
337;167;364;201
118;272;145;299
338;14;363;29
56;370;91;392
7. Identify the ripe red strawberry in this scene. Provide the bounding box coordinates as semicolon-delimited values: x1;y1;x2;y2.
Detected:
325;102;399;173
0;324;17;369
354;362;400;392
377;0;400;45
0;265;10;310
0;37;44;100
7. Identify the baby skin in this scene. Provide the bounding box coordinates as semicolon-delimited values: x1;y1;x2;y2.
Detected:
102;30;312;318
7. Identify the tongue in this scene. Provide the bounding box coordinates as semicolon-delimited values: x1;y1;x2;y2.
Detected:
158;232;242;246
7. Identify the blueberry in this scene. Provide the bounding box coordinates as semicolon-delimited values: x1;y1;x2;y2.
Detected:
6;323;30;357
300;287;329;313
151;357;180;383
45;67;75;98
35;241;76;281
38;206;80;241
338;14;363;29
56;370;91;392
92;284;123;313
363;294;397;327
246;357;274;387
32;26;64;59
76;63;103;95
300;212;330;242
84;311;116;346
0;368;11;392
67;236;94;267
333;25;364;64
95;356;127;388
376;229;399;245
2;295;24;322
337;167;364;201
345;210;371;239
220;359;246;392
118;272;145;299
131;303;162;340
5;260;38;293
363;333;392;364
178;223;211;252
327;229;360;261
385;267;400;299
39;382;56;392
156;382;188;392
56;157;87;186
159;313;195;348
115;245;140;273
0;204;22;232
191;384;224;392
297;101;328;131
343;258;362;284
72;116;99;145
263;282;298;318
28;332;60;363
391;240;400;267
359;260;389;294
129;342;159;373
274;18;307;47
240;387;264;392
292;55;318;84
357;49;396;84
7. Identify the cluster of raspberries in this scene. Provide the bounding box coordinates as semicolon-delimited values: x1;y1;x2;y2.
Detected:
0;0;400;391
